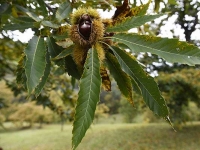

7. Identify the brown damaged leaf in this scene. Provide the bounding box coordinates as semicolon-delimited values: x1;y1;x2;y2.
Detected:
100;67;111;91
126;0;151;17
112;0;130;20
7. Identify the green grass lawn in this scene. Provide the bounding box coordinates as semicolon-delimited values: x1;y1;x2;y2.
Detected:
0;122;200;150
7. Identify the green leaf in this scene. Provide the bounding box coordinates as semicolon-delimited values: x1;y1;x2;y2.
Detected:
106;52;134;105
53;33;69;40
112;33;200;66
0;3;10;14
35;50;51;97
106;14;163;32
2;22;37;30
131;78;142;95
14;16;36;23
71;77;76;89
53;45;74;60
56;39;73;48
53;25;69;40
24;36;46;95
56;0;72;22
72;48;101;149
36;0;48;16
109;46;169;118
16;5;42;22
47;37;63;58
65;55;81;79
41;21;59;28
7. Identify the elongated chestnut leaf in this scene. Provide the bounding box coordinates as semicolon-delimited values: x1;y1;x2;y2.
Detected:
47;37;63;58
131;78;141;95
36;0;48;16
106;52;134;105
24;36;46;95
112;33;200;66
56;0;72;22
53;45;73;60
72;48;101;150
106;14;163;32
35;50;51;97
109;46;169;119
16;5;42;22
56;39;74;48
0;3;10;14
64;55;81;79
53;25;70;40
2;22;37;30
41;21;59;28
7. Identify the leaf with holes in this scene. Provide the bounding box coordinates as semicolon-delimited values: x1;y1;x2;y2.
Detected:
72;48;101;150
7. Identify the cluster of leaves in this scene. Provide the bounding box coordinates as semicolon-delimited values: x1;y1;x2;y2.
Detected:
1;0;200;149
157;68;200;125
119;93;144;123
9;101;56;128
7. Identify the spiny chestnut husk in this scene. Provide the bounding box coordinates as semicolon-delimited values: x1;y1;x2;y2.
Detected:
69;8;104;46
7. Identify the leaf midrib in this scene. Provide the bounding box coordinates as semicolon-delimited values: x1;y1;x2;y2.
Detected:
29;37;40;80
56;2;70;21
113;49;164;115
107;55;131;96
60;4;70;18
76;49;96;141
112;36;198;58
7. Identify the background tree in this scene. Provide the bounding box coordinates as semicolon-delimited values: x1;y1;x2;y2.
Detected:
157;69;200;126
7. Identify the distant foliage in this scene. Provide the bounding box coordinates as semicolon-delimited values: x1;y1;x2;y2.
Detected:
119;94;143;123
0;113;5;124
157;68;200;126
9;102;56;128
95;103;110;123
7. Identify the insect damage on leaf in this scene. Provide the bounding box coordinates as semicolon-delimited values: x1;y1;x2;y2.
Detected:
100;67;111;91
